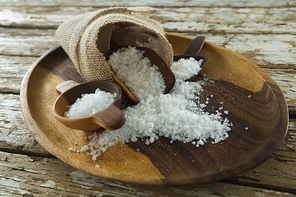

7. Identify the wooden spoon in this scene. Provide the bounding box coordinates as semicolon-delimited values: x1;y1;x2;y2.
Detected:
104;39;176;103
53;80;126;132
173;36;209;72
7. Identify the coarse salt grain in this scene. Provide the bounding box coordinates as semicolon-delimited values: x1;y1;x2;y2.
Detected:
80;130;124;161
77;48;232;161
64;88;117;119
107;46;165;100
68;147;74;151
171;57;202;80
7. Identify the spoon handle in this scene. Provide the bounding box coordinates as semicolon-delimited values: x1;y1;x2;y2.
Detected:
92;103;126;130
184;36;206;55
110;68;140;103
56;80;80;95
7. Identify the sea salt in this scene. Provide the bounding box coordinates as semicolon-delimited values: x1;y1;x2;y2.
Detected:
107;46;165;100
80;130;124;161
68;147;74;151
64;88;117;119
77;48;232;160
171;57;203;80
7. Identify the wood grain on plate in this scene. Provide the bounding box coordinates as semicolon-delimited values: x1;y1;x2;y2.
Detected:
20;33;288;185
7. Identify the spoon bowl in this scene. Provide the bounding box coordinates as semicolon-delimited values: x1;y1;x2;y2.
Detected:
173;36;209;73
53;80;126;131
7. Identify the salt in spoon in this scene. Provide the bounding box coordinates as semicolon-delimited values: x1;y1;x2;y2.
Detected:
173;36;209;73
53;80;126;132
104;39;175;103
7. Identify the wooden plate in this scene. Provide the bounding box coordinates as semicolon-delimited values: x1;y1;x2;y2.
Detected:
20;33;288;185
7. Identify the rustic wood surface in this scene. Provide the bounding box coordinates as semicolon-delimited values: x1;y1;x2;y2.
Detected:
0;0;295;196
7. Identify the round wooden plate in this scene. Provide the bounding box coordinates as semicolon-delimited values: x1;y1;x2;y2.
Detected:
20;33;288;185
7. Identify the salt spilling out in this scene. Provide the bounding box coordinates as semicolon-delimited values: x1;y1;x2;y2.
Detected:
73;48;232;161
107;46;165;100
64;88;117;119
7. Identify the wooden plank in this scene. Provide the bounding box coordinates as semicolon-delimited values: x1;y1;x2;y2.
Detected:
0;93;50;155
0;7;295;35
264;68;296;111
148;7;296;35
0;28;58;57
0;94;35;146
0;150;295;196
0;0;294;8
0;56;37;93
216;34;296;66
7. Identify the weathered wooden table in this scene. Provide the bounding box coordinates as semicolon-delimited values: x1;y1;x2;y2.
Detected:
0;0;295;196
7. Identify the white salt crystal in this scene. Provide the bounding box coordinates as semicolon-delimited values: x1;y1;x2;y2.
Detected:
171;57;203;80
95;165;100;168
79;130;124;160
80;145;89;152
108;46;165;100
68;147;74;151
64;88;117;119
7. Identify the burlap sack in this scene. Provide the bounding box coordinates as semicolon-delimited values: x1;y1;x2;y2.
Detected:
56;7;173;81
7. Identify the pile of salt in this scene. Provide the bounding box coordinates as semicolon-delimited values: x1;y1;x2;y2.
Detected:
77;50;232;161
108;46;165;100
64;88;117;119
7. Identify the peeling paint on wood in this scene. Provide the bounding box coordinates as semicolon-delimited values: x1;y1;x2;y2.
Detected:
0;0;295;8
0;6;295;34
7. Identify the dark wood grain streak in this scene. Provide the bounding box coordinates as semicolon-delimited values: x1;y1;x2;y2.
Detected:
38;45;85;83
127;77;281;184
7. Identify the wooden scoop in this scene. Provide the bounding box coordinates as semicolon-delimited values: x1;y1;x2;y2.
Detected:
52;80;126;132
104;39;176;103
173;36;209;72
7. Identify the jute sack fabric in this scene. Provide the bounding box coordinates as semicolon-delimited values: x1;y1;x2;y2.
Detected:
56;7;173;81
